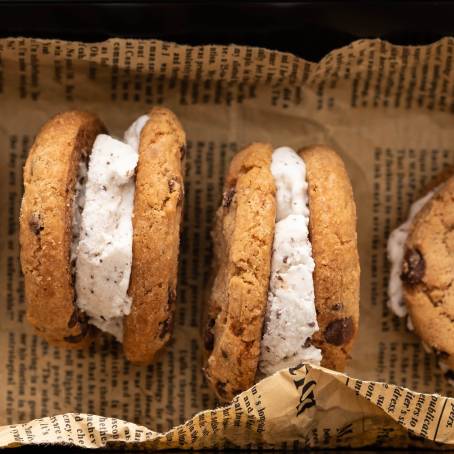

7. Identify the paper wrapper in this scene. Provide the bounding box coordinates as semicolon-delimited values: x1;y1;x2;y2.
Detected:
1;36;454;449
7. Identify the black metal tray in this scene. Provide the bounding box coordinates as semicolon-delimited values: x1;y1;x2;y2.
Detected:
1;1;454;61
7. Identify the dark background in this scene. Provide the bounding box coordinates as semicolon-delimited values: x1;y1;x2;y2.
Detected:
1;1;454;61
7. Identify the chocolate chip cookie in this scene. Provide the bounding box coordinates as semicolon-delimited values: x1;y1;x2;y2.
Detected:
402;176;454;372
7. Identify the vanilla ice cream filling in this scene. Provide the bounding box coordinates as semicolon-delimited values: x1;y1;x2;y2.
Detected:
387;188;437;321
258;146;322;376
71;115;149;341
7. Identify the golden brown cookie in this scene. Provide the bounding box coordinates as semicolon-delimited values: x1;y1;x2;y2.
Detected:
20;111;105;348
299;145;360;371
402;176;454;372
123;107;186;364
203;143;276;401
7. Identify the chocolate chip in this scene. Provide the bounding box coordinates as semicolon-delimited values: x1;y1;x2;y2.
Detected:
222;188;236;208
216;382;227;399
204;330;214;351
221;349;228;359
308;322;316;328
401;248;425;285
180;144;187;160
28;213;44;235
331;303;343;311
283;256;288;264
324;317;355;346
303;338;312;348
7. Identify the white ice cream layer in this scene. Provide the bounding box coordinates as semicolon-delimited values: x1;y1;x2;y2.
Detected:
259;146;322;376
74;115;149;341
387;189;436;318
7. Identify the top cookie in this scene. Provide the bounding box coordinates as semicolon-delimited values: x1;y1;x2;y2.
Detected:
203;143;276;401
403;176;454;370
123;107;186;364
299;145;360;371
20;111;105;348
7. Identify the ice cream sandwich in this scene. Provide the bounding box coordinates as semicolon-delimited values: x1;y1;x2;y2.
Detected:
20;107;186;364
203;143;360;401
388;174;454;380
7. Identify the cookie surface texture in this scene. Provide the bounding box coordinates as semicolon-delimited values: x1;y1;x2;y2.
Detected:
123;107;186;364
203;143;276;401
403;176;454;370
299;145;360;371
20;111;105;347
